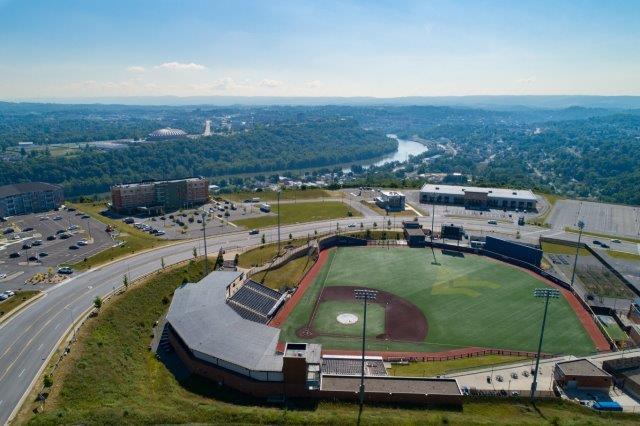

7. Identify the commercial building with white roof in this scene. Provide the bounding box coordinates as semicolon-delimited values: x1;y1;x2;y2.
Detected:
420;184;537;211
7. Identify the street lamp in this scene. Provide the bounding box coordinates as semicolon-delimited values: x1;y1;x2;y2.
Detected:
354;289;377;410
277;190;281;254
530;288;560;401
569;220;585;289
201;211;209;276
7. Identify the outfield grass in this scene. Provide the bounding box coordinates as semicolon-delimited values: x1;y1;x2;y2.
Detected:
224;188;331;203
0;291;39;317
251;255;313;291
388;355;527;377
27;258;638;425
312;300;385;337
233;201;360;229
67;202;171;270
280;247;596;355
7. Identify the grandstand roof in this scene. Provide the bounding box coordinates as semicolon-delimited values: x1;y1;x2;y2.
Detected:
321;375;461;395
420;184;536;201
166;271;283;372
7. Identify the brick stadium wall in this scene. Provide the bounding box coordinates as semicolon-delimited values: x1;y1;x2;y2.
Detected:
318;389;463;407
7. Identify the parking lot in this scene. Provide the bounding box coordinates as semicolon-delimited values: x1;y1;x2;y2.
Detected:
547;200;640;238
0;208;114;289
118;200;268;240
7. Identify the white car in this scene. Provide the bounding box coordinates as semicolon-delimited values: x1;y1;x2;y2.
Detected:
68;225;79;231
347;223;356;228
77;240;88;246
0;273;7;279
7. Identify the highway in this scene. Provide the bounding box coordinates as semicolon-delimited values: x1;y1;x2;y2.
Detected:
0;213;631;424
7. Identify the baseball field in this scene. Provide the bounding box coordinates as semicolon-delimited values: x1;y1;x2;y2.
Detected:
278;246;600;356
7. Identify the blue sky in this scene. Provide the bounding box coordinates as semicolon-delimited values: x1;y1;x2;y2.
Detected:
0;0;638;99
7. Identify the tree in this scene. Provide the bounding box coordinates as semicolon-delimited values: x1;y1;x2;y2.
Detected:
93;296;102;310
289;233;293;241
215;248;224;270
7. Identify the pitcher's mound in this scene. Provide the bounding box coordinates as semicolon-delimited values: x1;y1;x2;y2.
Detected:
337;313;359;325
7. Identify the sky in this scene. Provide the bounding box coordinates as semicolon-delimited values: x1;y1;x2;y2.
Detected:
0;0;639;99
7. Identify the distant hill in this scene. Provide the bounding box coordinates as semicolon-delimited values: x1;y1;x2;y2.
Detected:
5;95;640;109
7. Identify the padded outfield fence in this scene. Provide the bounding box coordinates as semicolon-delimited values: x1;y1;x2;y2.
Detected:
386;348;557;363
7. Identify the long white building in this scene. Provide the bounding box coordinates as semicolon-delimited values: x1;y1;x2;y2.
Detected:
419;184;537;211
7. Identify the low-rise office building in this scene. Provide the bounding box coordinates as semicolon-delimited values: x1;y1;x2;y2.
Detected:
375;190;406;212
554;359;612;391
420;184;537;211
111;177;209;214
0;182;64;217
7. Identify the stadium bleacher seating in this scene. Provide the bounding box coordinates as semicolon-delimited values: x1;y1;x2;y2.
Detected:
227;280;283;324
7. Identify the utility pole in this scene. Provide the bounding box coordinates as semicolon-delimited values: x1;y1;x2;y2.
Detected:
277;190;281;254
569;220;585;289
202;211;209;276
354;289;378;411
431;201;436;243
530;288;559;401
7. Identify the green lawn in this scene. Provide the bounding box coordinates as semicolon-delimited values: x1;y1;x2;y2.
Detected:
224;188;331;202
565;227;640;244
251;255;313;291
608;250;640;262
0;291;39;317
67;202;171;270
280;247;596;355
388;355;527;377
237;238;310;268
312;300;385;337
541;241;591;256
27;258;637;425
233;201;360;229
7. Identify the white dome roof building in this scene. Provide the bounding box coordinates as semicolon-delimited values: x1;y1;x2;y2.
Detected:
147;127;188;140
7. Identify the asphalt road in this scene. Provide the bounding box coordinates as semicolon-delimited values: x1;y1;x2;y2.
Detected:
0;212;634;424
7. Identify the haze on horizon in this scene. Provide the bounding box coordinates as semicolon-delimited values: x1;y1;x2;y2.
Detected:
1;0;639;100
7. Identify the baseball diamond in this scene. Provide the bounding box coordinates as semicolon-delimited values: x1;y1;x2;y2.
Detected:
277;246;604;356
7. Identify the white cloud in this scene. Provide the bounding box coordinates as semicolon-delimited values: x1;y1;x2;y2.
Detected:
126;66;145;73
517;76;537;84
259;78;283;88
305;80;322;89
156;61;206;71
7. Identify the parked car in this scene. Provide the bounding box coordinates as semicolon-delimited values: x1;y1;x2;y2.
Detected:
77;240;88;246
81;214;90;219
69;245;79;250
249;229;260;235
600;243;610;249
23;227;34;232
56;229;66;234
68;224;78;231
488;220;498;225
123;217;135;224
155;230;165;236
593;240;601;245
53;216;63;220
28;255;39;262
46;235;56;241
22;243;32;250
32;239;43;246
3;228;14;234
38;252;48;257
0;294;8;301
9;252;20;258
57;266;73;274
67;207;76;212
59;233;71;239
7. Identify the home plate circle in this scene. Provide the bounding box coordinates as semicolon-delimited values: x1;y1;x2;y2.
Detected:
337;313;359;325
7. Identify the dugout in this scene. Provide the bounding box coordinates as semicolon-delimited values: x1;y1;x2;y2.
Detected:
484;236;543;267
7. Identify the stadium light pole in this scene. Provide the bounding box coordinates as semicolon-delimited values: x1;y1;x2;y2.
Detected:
354;289;378;411
530;288;560;401
569;220;585;289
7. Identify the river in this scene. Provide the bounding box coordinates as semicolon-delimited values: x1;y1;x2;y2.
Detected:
342;134;429;173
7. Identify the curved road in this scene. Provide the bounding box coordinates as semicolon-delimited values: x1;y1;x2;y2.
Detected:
0;214;608;424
